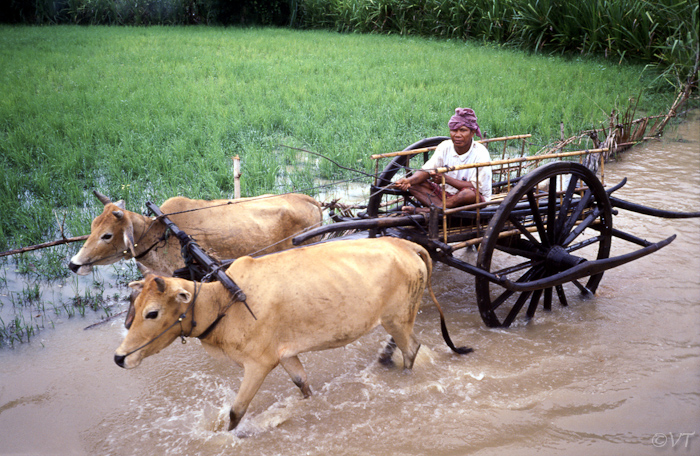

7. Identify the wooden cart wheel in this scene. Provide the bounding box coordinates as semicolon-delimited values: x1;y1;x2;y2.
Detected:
475;162;613;327
366;136;448;218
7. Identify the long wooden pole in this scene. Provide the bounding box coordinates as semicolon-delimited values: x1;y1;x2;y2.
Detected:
0;235;89;258
433;148;608;174
370;134;533;160
441;175;448;244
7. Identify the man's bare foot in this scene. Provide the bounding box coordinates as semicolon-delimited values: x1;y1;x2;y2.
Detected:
401;206;429;214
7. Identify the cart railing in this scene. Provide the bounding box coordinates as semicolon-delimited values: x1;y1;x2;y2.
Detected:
370;134;533;159
370;146;609;244
370;134;534;189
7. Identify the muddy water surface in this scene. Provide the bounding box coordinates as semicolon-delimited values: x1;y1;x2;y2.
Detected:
1;114;699;456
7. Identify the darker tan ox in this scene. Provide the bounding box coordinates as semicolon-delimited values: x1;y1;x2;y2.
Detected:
114;237;471;431
69;191;322;276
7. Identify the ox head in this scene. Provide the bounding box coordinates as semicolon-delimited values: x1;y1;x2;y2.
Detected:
68;190;137;275
114;274;194;369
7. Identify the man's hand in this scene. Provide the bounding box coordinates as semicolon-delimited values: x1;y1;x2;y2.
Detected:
393;178;411;191
428;171;444;184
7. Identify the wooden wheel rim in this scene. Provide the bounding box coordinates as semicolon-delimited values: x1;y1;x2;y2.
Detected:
475;162;613;327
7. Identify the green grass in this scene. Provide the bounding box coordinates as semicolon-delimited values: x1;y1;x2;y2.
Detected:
0;25;680;250
298;0;698;89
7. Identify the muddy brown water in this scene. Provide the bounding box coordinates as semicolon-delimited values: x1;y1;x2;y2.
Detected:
1;115;699;456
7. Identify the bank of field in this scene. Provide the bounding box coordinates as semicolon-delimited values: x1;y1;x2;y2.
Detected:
0;26;677;250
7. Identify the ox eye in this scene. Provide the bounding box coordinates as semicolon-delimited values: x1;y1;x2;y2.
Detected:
145;310;159;320
101;233;113;241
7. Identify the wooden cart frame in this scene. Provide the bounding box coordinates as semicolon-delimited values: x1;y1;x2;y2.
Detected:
291;136;698;327
147;135;699;329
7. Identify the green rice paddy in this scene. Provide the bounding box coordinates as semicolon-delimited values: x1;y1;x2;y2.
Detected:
0;25;687;345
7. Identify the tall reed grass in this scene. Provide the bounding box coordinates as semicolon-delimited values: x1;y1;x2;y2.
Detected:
298;0;698;90
4;1;696;89
0;26;679;251
4;0;292;25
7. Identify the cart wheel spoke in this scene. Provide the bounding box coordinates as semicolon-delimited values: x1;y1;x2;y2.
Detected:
502;291;533;327
543;286;553;311
493;244;542;261
555;284;568;307
562;207;601;247
558;189;593;245
508;214;543;247
523;288;544;321
553;175;580;238
546;177;558;245
488;266;539;312
572;279;593;296
501;265;546;326
476;162;613;327
488;289;516;313
526;190;548;247
492;258;545;277
560;175;580;213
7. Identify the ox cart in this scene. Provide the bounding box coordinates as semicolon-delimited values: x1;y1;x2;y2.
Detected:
148;134;700;329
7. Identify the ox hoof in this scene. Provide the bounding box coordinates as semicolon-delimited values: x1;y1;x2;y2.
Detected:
301;385;312;398
228;410;242;431
378;353;395;367
378;338;397;366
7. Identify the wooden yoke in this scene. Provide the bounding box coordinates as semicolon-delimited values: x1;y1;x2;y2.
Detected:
145;202;256;320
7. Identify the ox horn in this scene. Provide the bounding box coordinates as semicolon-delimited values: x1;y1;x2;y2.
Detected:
93;189;112;206
135;261;153;277
124;290;138;330
154;277;166;293
123;223;136;258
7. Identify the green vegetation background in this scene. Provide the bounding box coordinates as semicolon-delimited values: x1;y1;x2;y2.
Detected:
4;1;697;86
0;24;690;250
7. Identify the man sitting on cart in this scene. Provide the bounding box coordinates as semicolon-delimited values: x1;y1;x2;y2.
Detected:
394;107;492;212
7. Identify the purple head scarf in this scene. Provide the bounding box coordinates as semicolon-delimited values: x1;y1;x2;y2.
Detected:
448;108;482;138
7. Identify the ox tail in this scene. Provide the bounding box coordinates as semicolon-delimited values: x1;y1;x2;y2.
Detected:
415;246;473;355
427;284;473;355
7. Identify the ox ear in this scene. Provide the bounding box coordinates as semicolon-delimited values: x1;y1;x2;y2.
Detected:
93;189;112;206
114;200;126;210
128;280;145;292
175;288;192;304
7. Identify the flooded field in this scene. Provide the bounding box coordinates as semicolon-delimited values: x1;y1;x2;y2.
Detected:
0;114;698;455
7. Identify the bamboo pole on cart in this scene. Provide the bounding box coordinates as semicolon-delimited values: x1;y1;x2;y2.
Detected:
370;134;533;160
432;148;608;175
475;168;481;237
441;175;448;244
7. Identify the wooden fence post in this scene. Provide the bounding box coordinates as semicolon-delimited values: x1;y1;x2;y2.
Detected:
232;155;241;199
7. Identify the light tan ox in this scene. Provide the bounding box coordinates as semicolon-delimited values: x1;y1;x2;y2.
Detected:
69;191;322;276
114;237;471;431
